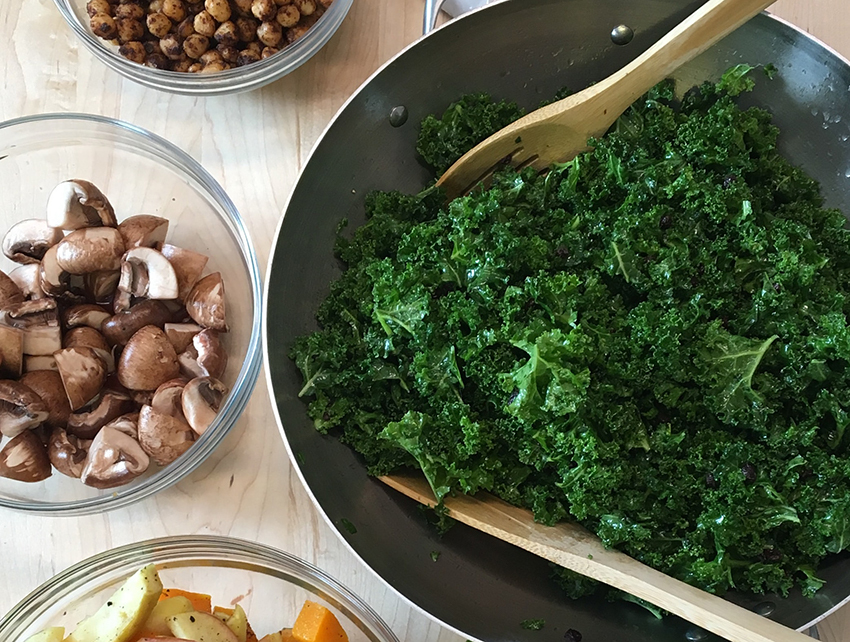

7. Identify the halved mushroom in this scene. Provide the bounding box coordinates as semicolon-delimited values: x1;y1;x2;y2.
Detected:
9;264;44;299
23;355;58;372
47;428;90;478
0;270;24;308
104;412;139;438
19;370;72;429
0;431;52;482
138;404;195;466
39;244;69;296
25;326;63;356
178;329;227;380
62;304;111;330
117;325;179;391
118;247;179;300
55;227;125;275
118;215;169;249
151;379;187;419
112;288;132;314
0;326;24;379
63;326;115;373
185;272;227;331
160;244;209;301
83;270;120;304
66;389;135;439
0;379;50;438
1;299;63;356
181;376;228;435
46;179;117;230
54;346;108;410
2;219;64;265
102;299;172;346
80;425;149;489
164;322;202;353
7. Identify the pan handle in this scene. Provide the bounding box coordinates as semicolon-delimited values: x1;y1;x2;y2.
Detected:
423;0;448;33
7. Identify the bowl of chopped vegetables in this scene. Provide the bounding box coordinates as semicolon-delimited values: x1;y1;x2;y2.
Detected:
265;0;850;640
0;535;399;642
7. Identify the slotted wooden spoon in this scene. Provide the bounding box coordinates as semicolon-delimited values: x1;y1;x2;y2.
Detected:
437;0;776;199
381;473;811;642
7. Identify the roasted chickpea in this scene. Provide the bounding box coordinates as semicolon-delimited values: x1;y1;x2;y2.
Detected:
204;0;231;22
276;5;299;27
144;40;163;54
317;0;332;7
273;0;292;5
162;0;186;21
213;20;239;46
285;22;310;43
145;52;169;68
188;62;204;72
160;34;184;59
199;49;223;65
293;0;314;15
243;40;262;56
201;61;228;73
90;13;118;38
171;56;193;71
118;41;146;62
183;33;210;58
235;16;258;42
146;12;172;38
193;10;216;36
148;0;164;12
261;45;279;59
257;20;282;46
216;44;239;62
116;17;145;43
115;3;144;19
176;16;196;38
251;0;275;21
187;1;205;14
86;0;112;17
236;49;261;66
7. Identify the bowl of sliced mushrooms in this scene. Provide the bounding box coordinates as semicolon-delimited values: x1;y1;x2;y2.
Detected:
0;113;262;514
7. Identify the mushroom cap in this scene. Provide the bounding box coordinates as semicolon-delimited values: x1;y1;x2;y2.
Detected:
102;299;172;346
55;227;125;274
160;244;209;301
0;270;24;308
138;404;195;466
83;270;121;304
0;379;50;438
194;329;227;380
0;430;52;482
19;369;72;429
2;298;59;328
118;215;169;249
47;428;90;478
117;325;180;391
2;219;64;265
62;304;111;330
54;346;108;411
181;375;228;435
151;379;187;419
80;425;149;489
104;412;140;438
119;247;179;300
39;244;69;296
9;264;44;299
67;390;135;439
185;272;227;331
0;325;24;379
164;322;202;354
46;179;117;230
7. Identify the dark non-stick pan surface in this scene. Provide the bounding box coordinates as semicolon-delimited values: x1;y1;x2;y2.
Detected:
265;1;850;640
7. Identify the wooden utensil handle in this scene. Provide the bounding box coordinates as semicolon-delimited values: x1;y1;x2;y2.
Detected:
382;473;811;642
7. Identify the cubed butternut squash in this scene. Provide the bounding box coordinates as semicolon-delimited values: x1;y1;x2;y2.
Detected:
159;588;212;613
291;601;348;642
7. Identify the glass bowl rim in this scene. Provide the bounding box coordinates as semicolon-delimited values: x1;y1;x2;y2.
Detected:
0;112;264;515
0;534;401;642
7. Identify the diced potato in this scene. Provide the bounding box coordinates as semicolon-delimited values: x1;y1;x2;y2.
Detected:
167;611;239;642
138;595;195;637
66;564;163;642
222;604;248;642
23;627;64;642
291;602;347;642
160;588;213;613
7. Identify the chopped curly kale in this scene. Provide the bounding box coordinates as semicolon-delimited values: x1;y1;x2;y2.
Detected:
291;71;850;599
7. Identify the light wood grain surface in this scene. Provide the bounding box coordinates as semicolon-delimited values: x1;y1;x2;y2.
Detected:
0;1;848;641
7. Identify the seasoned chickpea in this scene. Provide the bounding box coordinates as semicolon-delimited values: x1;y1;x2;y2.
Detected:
243;40;262;56
115;3;144;19
233;0;253;14
145;52;169;68
176;16;195;38
261;46;279;59
90;13;118;38
293;0;314;15
144;40;163;54
187;1;205;14
160;34;184;59
285;22;310;43
148;0;164;12
204;0;231;22
188;62;204;72
257;20;282;46
273;0;292;5
317;0;332;7
236;49;261;66
216;44;239;62
251;0;275;21
199;49;224;65
183;33;210;58
86;0;112;17
201;61;228;73
193;10;216;36
235;16;258;42
276;5;299;27
116;17;145;43
119;40;146;63
146;12;172;38
213;20;239;46
171;56;193;71
162;0;187;21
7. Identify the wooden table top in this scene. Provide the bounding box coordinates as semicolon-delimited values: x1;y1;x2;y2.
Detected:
1;0;848;640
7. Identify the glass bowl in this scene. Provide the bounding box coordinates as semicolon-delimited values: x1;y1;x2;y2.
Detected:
52;0;354;95
0;113;263;515
0;535;400;642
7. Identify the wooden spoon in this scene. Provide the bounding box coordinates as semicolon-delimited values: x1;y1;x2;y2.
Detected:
380;472;811;642
437;0;776;199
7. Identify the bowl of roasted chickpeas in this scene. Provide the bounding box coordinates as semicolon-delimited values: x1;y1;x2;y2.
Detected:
53;0;353;94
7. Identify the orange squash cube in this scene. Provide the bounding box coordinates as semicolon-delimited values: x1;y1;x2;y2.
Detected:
159;587;213;613
292;601;348;642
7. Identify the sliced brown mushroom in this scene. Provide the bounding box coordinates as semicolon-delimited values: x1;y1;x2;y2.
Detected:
63;326;115;373
66;389;135;439
0;431;51;482
83;270;120;304
151;379;186;418
23;355;58;373
178;329;227;380
46;179;117;230
112;288;132;314
138;404;195;466
0;325;24;379
1;298;62;356
118;215;169;249
9;264;44;299
2;219;64;265
185;272;227;331
39;244;69;296
19;370;72;429
80;425;149;488
101;299;172;346
164;322;202;353
47;428;90;478
181;376;228;435
104;412;139;438
54;346;108;411
118;247;179;300
62;304;111;330
25;326;63;356
0;270;24;308
117;325;179;391
0;379;49;438
55;227;125;274
159;244;209;301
